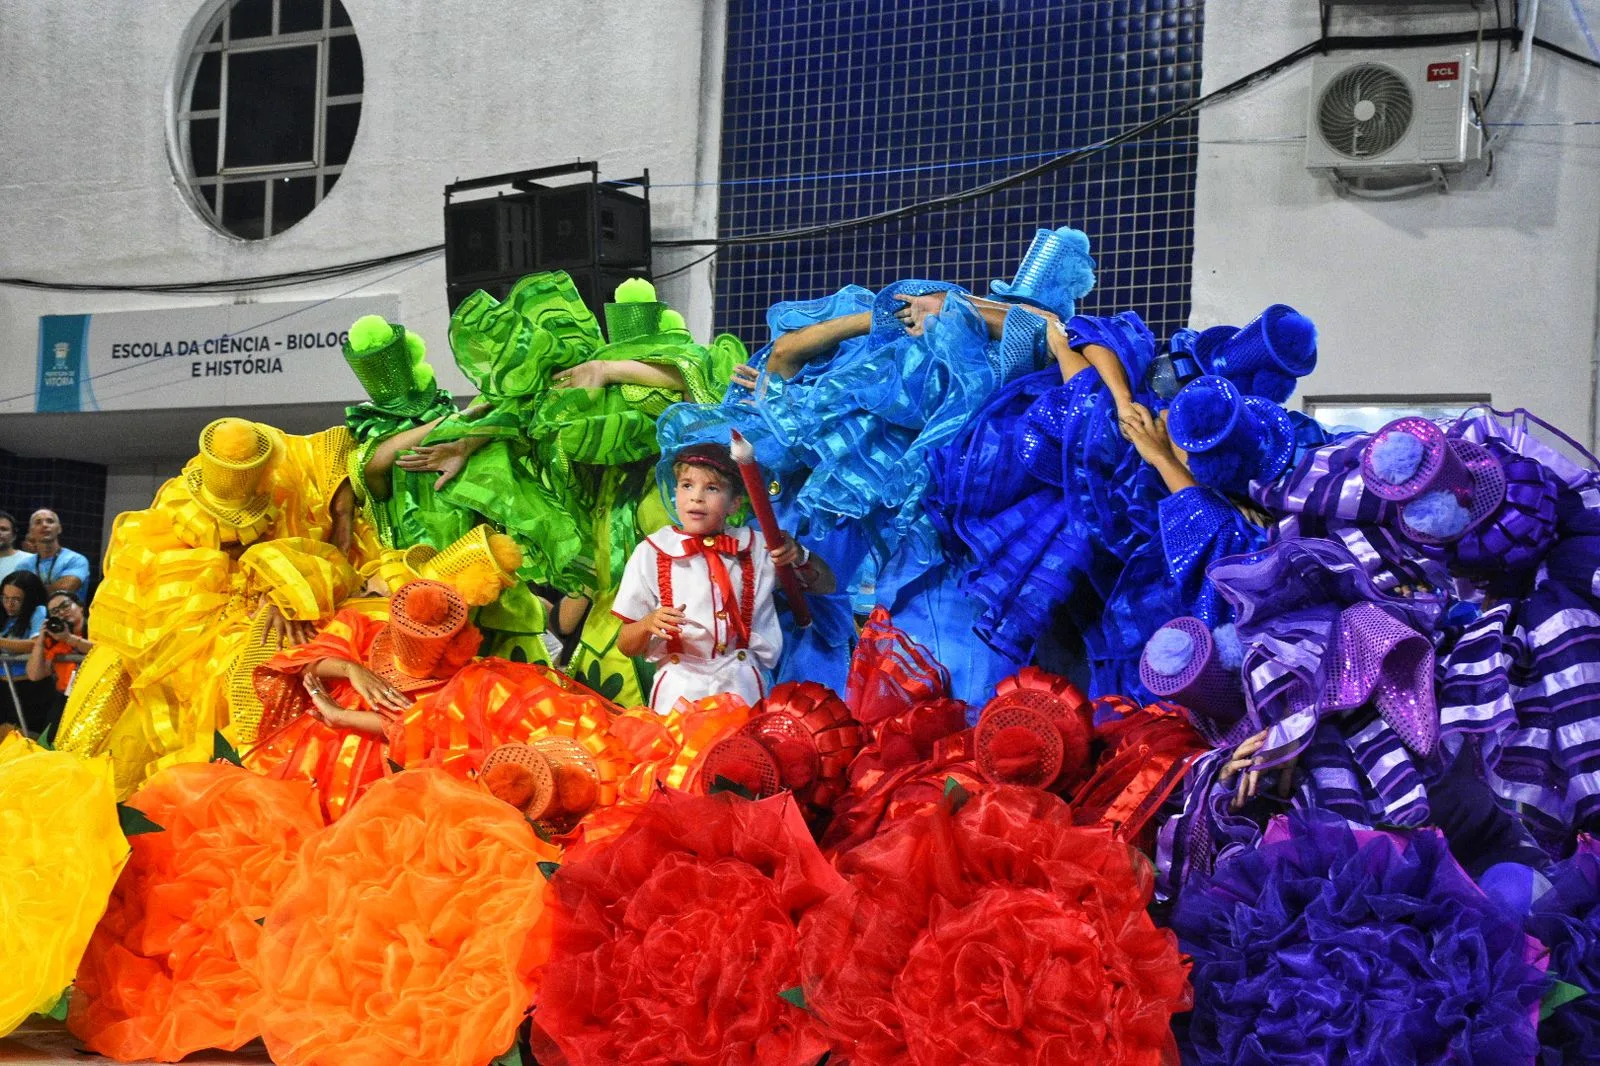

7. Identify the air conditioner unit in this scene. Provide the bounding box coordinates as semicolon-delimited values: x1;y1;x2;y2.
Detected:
1305;48;1483;174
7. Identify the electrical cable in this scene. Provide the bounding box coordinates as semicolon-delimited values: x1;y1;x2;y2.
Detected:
653;248;718;280
0;244;443;295
1484;0;1507;112
1536;33;1600;68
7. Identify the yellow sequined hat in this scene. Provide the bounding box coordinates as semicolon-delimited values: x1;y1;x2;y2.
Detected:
184;418;276;528
418;525;523;606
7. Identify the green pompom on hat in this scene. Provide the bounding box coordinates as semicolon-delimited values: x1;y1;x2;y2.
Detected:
343;314;438;413
603;277;669;344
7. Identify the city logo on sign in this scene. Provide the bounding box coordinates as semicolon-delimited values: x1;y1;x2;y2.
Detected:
52;342;69;364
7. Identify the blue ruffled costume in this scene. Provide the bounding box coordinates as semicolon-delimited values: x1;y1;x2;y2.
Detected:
656;282;1052;704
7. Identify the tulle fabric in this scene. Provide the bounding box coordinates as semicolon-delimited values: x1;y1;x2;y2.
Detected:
1529;838;1600;1064
800;787;1191;1065
536;791;842;1066
1171;810;1544;1066
252;770;558;1066
69;763;325;1061
0;734;128;1037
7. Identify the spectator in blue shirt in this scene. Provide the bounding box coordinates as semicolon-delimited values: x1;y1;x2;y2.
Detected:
17;509;90;600
0;511;32;580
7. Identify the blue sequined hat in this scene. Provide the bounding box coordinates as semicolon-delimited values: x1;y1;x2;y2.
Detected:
1168;375;1296;494
1193;305;1318;404
988;227;1097;321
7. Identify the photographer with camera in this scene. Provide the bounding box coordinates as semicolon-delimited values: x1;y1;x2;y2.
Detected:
25;590;91;731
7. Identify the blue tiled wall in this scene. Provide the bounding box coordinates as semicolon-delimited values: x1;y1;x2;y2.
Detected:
715;0;1204;345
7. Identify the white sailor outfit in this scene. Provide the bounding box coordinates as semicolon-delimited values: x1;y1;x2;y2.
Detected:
612;524;783;714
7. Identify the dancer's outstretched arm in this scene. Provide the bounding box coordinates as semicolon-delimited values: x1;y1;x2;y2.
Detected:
767;312;873;379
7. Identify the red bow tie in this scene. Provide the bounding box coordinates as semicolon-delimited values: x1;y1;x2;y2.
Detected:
679;532;750;645
681;532;741;557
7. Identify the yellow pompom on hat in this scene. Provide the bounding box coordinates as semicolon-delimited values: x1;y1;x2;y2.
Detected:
183;417;276;532
375;525;523;608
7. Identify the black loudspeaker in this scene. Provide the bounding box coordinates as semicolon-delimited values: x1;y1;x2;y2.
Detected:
444;163;652;320
444;193;536;282
537;185;651;267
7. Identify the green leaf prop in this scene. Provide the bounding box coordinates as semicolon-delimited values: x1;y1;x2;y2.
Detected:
1543;979;1588;1020
709;775;756;800
42;990;69;1021
942;776;971;814
537;861;560;881
116;803;164;836
777;986;808;1011
213;731;242;766
488;1040;524;1066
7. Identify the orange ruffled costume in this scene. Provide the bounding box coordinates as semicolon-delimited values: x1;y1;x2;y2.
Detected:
247;604;635;822
69;763;325;1062
0;733;128;1038
252;770;559;1066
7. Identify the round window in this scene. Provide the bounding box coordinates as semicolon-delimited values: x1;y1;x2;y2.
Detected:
175;0;363;239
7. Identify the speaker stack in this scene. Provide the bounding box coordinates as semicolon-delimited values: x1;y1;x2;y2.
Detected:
443;161;652;322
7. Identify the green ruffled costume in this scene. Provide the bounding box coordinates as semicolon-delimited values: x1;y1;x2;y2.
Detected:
341;317;549;664
436;272;744;705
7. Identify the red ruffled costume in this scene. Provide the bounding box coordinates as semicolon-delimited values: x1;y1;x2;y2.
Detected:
69;763;325;1062
536;790;843;1066
799;787;1193;1066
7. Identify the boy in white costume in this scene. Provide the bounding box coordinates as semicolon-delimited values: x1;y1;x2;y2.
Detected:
614;442;817;714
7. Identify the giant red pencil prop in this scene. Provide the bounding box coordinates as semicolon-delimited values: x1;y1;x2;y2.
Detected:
729;429;811;627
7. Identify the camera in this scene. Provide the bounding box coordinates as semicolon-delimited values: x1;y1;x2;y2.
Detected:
43;616;68;636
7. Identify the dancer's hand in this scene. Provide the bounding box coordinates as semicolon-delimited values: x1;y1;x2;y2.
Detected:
730;363;763;393
1120;403;1174;461
892;292;947;337
770;532;804;568
257;601;315;647
552;361;612;390
1219;730;1271;811
396;437;483;490
342;662;414;714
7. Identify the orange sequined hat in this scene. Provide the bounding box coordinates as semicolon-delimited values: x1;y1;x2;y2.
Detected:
369;580;480;692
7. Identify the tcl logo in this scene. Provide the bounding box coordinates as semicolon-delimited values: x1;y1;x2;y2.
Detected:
1427;61;1461;82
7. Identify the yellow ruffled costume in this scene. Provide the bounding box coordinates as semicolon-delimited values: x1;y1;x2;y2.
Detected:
57;419;373;797
0;733;129;1037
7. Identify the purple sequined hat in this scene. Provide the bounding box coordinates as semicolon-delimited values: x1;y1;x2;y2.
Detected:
1360;417;1507;545
1321;601;1439;756
1140;617;1251;746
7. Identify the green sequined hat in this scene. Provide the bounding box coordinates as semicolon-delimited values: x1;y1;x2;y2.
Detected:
603;278;675;344
343;315;439;415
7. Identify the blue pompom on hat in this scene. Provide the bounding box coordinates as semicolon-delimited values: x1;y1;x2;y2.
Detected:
1193;304;1318;403
988;226;1096;321
1167;374;1296;495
